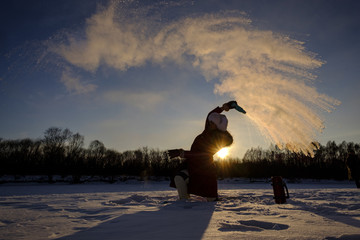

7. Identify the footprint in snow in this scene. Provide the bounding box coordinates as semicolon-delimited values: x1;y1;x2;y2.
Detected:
218;220;289;232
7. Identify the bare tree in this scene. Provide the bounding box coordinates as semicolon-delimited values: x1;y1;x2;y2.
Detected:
88;140;106;173
43;127;72;182
66;133;85;183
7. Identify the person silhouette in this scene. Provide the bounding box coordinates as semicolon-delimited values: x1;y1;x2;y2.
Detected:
168;101;245;201
346;149;360;188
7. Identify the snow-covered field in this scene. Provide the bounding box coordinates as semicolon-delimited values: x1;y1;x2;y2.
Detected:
1;179;359;240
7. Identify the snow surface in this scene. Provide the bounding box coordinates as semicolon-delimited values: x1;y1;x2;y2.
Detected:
1;179;360;240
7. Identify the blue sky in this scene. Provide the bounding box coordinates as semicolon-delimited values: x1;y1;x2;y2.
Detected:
1;0;359;157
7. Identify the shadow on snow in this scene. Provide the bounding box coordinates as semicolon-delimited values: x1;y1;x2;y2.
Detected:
56;200;215;240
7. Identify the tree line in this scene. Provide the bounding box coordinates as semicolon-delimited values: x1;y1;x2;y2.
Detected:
0;127;359;183
216;141;359;180
0;127;179;183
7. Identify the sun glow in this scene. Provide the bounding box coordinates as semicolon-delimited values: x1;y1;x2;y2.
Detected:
216;148;230;159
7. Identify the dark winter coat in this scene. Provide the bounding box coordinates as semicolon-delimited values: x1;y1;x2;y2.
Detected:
346;152;360;180
184;107;233;198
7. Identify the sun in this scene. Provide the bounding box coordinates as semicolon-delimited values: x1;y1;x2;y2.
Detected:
216;147;230;159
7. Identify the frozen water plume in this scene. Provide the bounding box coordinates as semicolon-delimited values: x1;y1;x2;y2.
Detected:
49;0;340;155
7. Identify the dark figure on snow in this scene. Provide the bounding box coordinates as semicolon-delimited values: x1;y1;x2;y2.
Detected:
345;149;360;188
168;101;245;201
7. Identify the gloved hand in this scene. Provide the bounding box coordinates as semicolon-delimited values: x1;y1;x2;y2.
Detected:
225;101;237;109
226;101;246;114
167;149;184;159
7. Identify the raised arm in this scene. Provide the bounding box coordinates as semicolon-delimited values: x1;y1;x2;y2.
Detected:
204;102;232;130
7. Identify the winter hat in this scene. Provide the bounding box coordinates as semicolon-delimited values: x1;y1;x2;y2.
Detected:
208;112;228;131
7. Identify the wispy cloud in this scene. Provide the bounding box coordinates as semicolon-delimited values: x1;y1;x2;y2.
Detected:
104;90;166;111
60;69;97;94
50;1;340;154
